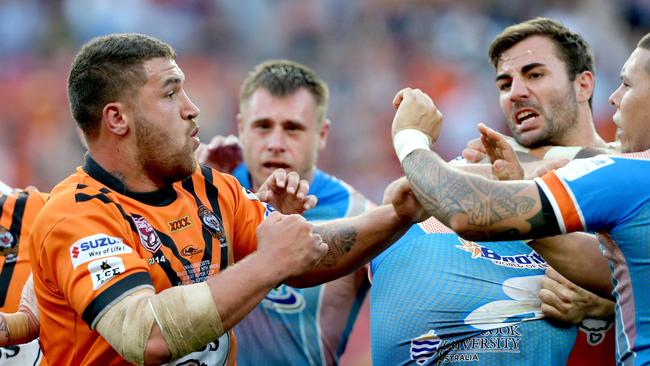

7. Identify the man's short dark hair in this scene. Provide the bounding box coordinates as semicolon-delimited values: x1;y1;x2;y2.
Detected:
239;59;329;123
68;33;175;141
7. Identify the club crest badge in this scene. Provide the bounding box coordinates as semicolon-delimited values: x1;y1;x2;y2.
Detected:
198;205;226;242
0;225;17;257
131;214;162;253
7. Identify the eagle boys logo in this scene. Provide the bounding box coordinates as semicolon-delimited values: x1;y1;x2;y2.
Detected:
131;214;162;253
0;226;16;257
198;205;225;243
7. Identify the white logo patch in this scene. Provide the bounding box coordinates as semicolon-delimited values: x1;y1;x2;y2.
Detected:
88;256;125;290
556;156;614;181
69;234;131;268
242;187;259;201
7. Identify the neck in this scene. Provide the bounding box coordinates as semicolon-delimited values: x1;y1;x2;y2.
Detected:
561;108;607;148
88;144;163;193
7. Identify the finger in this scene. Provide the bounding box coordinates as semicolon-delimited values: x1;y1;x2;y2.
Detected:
272;168;287;189
545;267;571;286
540;302;563;320
480;134;499;163
462;148;486;163
255;190;270;202
393;88;412;108
466;136;484;151
223;134;241;147
207;135;226;148
538;287;564;310
284;171;300;194
295;179;310;200
303;195;318;210
541;276;573;302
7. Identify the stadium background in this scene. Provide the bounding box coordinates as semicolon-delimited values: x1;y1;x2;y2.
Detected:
0;1;648;365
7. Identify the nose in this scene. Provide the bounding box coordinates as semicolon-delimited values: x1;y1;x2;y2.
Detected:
509;77;530;102
609;84;622;108
181;91;200;121
266;127;286;152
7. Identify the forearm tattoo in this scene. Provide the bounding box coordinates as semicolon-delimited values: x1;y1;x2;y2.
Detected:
315;224;357;267
403;150;539;239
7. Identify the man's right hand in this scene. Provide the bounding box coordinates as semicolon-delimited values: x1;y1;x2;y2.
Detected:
256;212;328;281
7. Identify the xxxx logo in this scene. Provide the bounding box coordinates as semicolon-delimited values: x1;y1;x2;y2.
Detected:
168;215;192;233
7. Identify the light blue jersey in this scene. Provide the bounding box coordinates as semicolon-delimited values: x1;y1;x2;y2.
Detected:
232;164;372;366
536;151;650;366
369;218;577;365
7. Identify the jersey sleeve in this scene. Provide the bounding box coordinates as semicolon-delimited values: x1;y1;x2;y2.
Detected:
216;173;271;262
534;155;645;234
35;192;153;329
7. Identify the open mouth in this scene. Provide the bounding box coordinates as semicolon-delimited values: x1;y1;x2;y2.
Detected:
190;127;199;138
262;162;291;170
515;109;539;125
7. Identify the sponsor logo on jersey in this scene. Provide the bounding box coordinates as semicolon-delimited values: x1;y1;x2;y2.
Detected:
242;187;259;201
455;237;547;269
132;214;162;253
410;330;442;365
263;202;276;218
0;225;17;258
69;234;131;268
579;318;614;345
261;285;305;313
556;156;614;181
168;215;192;233
88;256;125;290
198;205;226;244
181;245;203;258
411;325;524;364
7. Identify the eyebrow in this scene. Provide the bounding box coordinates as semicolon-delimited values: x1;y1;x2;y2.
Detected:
161;77;182;89
496;62;546;82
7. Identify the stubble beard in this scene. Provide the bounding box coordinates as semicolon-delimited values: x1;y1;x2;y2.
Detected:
134;114;196;187
512;87;579;149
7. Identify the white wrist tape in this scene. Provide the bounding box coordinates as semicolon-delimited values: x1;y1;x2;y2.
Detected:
393;129;432;163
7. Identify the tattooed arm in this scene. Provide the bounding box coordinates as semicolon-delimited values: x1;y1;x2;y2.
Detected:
402;149;558;241
286;204;413;288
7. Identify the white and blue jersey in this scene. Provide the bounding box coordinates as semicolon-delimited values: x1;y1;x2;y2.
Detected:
232;164;372;366
535;151;650;366
369;217;577;365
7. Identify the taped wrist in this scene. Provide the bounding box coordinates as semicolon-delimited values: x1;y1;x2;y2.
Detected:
2;310;39;345
148;281;224;360
393;129;431;163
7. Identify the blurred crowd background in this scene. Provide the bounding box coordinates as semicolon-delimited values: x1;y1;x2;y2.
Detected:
1;0;649;203
1;1;649;365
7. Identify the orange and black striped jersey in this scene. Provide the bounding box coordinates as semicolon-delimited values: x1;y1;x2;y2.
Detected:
29;156;270;365
0;189;48;313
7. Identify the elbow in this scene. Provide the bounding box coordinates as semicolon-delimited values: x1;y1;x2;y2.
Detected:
143;333;172;366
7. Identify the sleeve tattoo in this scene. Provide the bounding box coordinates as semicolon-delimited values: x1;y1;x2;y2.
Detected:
403;150;547;240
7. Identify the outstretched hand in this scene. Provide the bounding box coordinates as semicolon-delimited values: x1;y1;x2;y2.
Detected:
477;123;525;181
256;169;317;215
196;134;243;174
